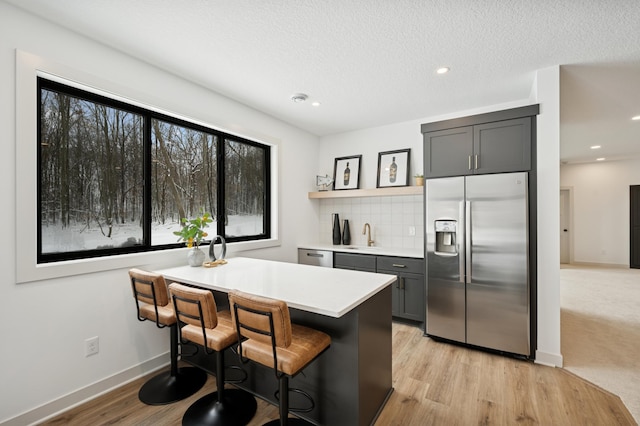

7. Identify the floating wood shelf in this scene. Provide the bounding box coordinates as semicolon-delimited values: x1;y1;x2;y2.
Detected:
308;186;423;199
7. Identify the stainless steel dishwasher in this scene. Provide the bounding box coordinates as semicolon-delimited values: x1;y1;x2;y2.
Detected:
298;248;333;268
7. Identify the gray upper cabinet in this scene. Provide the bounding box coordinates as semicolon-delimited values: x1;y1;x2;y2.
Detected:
473;118;531;174
423;126;473;177
422;105;538;178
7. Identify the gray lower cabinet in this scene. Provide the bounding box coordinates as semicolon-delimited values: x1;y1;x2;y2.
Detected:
423;117;532;178
334;252;425;325
377;256;425;323
333;252;376;272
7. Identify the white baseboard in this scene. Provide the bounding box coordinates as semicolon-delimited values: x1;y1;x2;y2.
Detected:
567;261;628;269
1;353;169;426
535;350;563;367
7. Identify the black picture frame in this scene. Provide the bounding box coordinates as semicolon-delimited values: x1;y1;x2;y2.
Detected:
333;155;362;190
377;149;410;188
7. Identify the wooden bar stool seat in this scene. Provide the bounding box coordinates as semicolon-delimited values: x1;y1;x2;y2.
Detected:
228;290;331;426
129;268;207;405
169;283;257;426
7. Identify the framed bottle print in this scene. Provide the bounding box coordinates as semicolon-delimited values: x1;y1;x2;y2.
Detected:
377;149;410;187
333;155;361;190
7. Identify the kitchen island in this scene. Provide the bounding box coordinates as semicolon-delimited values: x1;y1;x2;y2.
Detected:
157;257;396;426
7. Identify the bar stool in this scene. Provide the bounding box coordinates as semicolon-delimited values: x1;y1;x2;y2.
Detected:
169;283;257;426
129;269;207;405
228;290;331;426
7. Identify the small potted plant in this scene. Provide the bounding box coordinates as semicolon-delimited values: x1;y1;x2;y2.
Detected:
414;173;424;186
174;210;212;266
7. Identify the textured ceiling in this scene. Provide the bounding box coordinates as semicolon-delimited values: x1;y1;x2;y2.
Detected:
5;0;640;162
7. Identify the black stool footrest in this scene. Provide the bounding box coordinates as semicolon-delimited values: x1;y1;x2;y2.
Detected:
275;387;315;414
264;419;314;426
183;388;257;426
138;366;207;405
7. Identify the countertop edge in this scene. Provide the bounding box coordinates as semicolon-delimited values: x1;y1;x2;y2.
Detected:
298;244;424;259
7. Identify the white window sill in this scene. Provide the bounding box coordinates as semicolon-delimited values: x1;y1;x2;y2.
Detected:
17;238;281;284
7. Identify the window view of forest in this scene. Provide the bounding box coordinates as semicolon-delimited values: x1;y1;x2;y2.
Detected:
225;139;266;237
151;119;217;245
39;88;145;254
38;79;269;262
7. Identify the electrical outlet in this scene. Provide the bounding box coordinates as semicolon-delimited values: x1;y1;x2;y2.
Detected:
408;226;416;236
85;336;99;357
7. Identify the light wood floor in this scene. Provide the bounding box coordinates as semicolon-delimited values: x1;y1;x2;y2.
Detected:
40;322;635;426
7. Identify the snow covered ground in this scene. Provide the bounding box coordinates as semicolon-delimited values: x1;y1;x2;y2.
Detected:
41;215;262;253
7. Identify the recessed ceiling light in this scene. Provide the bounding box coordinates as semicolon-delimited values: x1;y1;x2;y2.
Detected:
436;67;450;74
291;93;308;103
590;145;601;149
311;101;321;107
632;115;640;121
596;157;606;161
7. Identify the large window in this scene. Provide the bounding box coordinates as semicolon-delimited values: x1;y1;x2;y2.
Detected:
37;78;270;263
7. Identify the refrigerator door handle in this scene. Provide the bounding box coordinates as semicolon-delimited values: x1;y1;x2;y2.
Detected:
458;201;465;283
465;200;472;284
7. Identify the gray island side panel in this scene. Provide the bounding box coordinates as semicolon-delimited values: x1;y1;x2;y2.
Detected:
186;284;393;426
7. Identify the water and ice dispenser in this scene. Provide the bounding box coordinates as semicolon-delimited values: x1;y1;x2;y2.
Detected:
434;220;457;255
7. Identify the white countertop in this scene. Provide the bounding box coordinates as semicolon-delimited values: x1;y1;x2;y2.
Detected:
299;243;424;259
157;257;396;318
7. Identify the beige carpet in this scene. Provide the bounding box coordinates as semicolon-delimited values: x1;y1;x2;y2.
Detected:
560;264;640;423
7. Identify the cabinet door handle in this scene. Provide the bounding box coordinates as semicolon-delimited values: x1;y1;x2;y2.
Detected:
307;253;324;258
474;154;479;170
392;264;406;268
468;155;472;170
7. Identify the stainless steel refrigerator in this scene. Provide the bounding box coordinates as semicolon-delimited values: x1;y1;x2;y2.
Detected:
425;172;530;356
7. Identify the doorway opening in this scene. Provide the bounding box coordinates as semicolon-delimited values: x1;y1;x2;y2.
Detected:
631;185;640;269
560;188;572;264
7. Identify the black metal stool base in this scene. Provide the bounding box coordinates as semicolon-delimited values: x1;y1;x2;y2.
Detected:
182;388;257;426
138;366;207;405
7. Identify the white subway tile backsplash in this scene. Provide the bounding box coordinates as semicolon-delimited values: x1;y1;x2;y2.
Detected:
318;195;424;250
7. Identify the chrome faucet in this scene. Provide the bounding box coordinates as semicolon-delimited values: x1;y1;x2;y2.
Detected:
362;223;374;247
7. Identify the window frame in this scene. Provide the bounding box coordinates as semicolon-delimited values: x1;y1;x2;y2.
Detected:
37;77;272;264
16;50;280;283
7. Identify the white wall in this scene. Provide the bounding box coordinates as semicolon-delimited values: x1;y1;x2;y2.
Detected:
1;4;319;424
533;66;563;367
561;159;640;266
318;119;425;188
317;119;426;249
